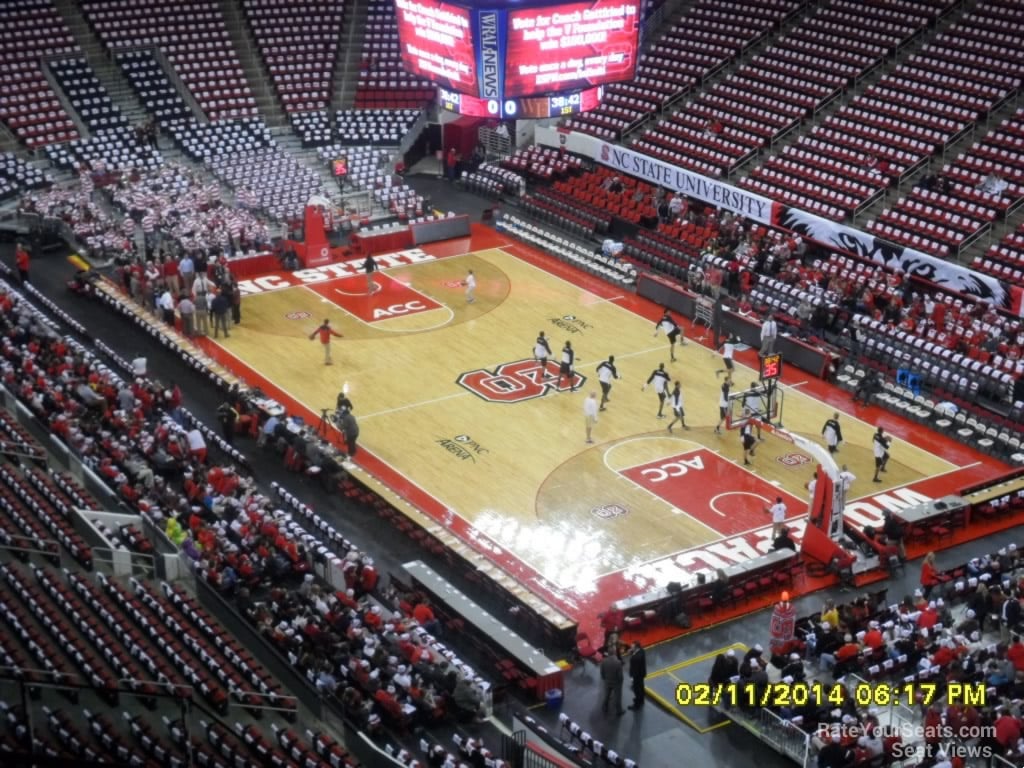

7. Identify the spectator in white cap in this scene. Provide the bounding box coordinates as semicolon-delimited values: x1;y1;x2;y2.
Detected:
781;652;805;682
298;573;315;598
394;664;412;689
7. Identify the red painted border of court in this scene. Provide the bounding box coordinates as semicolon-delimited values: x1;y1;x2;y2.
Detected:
197;224;1010;634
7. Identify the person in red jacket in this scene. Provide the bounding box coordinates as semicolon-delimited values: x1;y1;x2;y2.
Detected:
412;599;441;636
921;551;944;599
309;319;344;365
995;711;1021;751
445;148;458;182
863;621;885;651
359;562;378;596
918;602;940;630
1007;634;1024;671
14;242;30;284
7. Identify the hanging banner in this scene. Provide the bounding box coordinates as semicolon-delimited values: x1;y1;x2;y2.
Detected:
535;126;1020;314
534;126;777;223
778;206;1022;315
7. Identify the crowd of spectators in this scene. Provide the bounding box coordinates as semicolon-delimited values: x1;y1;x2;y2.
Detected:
18;183;125;257
580;167;1024;399
0;279;498;751
718;544;1024;768
20;161;273;265
109;163;272;255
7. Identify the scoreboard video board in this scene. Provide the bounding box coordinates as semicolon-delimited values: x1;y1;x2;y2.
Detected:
396;0;641;118
395;0;477;92
503;0;640;98
438;84;604;119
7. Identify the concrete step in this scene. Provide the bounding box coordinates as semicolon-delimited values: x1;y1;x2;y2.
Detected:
331;0;369;110
51;0;151;133
0;123;21;154
217;0;287;127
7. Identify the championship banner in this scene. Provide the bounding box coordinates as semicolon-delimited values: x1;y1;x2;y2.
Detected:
534;126;777;224
779;206;1022;315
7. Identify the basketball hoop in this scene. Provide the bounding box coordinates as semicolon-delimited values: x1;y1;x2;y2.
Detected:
724;384;779;431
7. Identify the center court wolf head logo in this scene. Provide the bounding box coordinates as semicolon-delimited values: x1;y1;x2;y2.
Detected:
777;452;812;467
458;359;585;403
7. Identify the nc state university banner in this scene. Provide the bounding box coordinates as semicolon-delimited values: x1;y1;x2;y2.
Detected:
534;126;1020;313
534;126;777;224
597;140;776;223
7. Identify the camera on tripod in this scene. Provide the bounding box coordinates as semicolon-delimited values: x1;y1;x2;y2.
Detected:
326;407;344;428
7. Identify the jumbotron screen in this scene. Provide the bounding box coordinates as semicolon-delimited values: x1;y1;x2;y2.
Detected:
395;0;477;92
503;0;640;98
395;0;640;115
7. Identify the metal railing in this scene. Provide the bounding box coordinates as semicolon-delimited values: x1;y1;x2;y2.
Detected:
716;705;814;768
0;667;200;766
89;545;155;579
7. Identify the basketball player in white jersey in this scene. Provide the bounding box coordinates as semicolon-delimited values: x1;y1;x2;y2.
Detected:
653;309;684;361
534;331;553;379
666;381;689;432
596;355;620;411
643;362;671;418
716;335;736;377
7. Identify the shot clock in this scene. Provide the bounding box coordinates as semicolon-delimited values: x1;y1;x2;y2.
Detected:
760;352;783;382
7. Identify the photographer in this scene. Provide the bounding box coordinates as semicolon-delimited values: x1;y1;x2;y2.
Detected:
338;408;359;459
336;391;354;413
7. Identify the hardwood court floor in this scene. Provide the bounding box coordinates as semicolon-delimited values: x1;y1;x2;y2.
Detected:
217;244;958;595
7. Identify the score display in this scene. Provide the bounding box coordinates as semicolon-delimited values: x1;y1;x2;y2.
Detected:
396;0;640;114
504;1;640;98
395;0;477;92
760;353;783;382
439;84;603;119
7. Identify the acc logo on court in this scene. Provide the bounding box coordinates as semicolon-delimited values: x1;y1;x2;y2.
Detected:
373;300;427;319
285;311;312;320
777;452;812;466
639;455;705;483
457;359;585;403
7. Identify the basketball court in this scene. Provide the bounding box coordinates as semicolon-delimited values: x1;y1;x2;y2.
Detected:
193;225;1003;632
